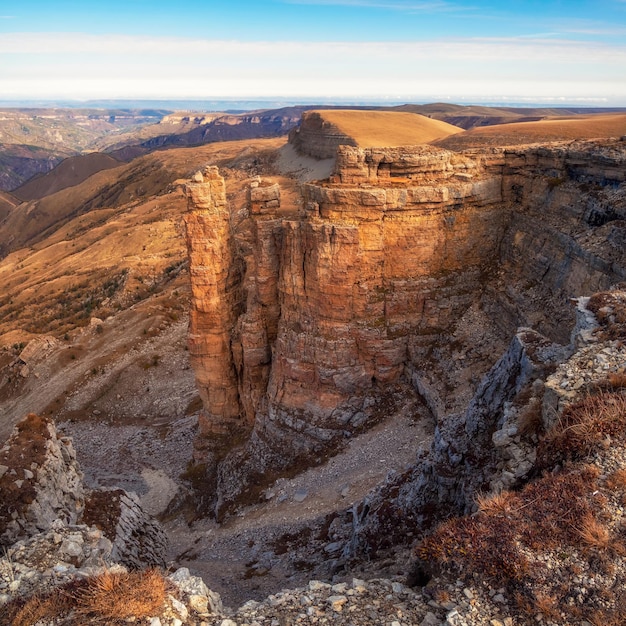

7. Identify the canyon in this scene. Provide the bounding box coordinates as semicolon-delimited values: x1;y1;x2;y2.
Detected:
0;106;625;624
185;122;626;520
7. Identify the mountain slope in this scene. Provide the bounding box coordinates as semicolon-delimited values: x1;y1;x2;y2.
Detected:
0;191;19;222
436;113;626;149
13;152;122;201
0;144;71;191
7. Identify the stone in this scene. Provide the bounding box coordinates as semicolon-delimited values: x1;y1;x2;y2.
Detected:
309;580;331;591
170;596;188;620
327;594;348;611
421;613;441;626
0;414;85;546
293;488;308;503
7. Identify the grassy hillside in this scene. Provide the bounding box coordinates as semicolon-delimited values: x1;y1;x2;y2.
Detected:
436;113;626;149
13;153;122;201
316;110;462;146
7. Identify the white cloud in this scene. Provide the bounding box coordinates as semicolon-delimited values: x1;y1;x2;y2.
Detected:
1;33;625;101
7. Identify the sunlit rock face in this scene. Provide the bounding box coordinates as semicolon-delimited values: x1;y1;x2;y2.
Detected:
185;141;626;517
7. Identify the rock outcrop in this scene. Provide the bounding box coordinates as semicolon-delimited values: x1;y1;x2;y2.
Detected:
0;414;167;571
289;111;358;159
184;139;626;517
0;414;84;546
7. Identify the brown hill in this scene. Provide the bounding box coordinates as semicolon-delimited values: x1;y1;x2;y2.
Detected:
0;191;19;222
317;109;462;147
0;138;283;259
0;144;71;191
13;153;121;201
436;113;626;149
393;103;626;130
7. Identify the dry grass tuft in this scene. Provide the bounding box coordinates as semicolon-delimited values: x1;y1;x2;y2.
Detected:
516;397;544;436
587;291;626;340
417;466;600;584
475;490;515;516
607;372;626;390
605;468;626;490
0;568;168;625
577;511;611;550
7;593;72;626
533;592;562;621
73;568;166;621
537;391;626;466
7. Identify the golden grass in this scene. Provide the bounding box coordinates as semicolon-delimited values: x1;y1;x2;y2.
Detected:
475;490;515;516
313;110;463;147
8;593;72;626
436;113;626;149
576;511;612;550
73;568;167;622
0;568;168;625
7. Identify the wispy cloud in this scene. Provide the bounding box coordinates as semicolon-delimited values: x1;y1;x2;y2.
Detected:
1;33;625;100
282;0;467;12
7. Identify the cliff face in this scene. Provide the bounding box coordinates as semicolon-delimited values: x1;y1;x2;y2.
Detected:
184;139;626;517
288;111;358;159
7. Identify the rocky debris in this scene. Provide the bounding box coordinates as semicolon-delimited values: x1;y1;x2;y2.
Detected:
0;521;114;602
17;335;59;367
0;544;218;625
0;414;84;547
0;413;168;597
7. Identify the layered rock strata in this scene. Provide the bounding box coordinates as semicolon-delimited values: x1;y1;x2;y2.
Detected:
288;111;358;159
185;140;626;517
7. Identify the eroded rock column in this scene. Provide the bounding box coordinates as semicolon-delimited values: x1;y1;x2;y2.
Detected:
184;167;244;450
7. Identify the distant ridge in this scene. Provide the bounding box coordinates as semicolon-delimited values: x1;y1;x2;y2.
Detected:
436;113;626;149
13;153;121;201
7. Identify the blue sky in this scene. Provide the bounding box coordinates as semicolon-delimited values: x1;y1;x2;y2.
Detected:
1;0;626;104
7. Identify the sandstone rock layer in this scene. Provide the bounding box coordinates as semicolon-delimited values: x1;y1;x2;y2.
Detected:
185;140;626;517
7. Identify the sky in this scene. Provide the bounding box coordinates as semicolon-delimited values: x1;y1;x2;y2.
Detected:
1;0;626;105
